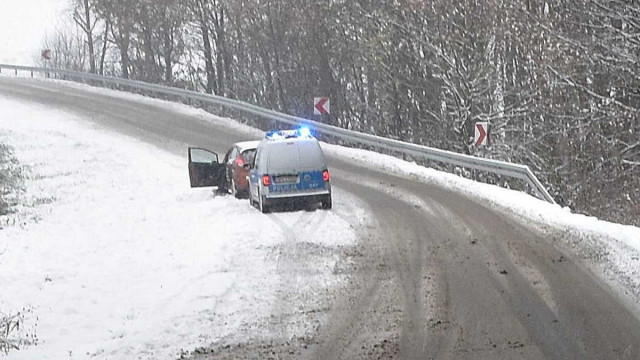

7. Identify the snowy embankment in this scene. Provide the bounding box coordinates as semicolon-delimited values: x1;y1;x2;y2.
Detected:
0;95;357;359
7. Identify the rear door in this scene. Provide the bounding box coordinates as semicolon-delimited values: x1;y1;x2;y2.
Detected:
188;147;224;188
267;142;301;194
297;141;326;191
297;170;325;191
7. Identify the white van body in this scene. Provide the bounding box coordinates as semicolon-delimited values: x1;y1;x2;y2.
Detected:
248;130;332;213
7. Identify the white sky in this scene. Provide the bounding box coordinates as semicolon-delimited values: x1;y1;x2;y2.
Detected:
0;0;69;65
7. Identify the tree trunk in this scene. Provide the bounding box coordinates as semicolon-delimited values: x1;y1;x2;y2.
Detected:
198;0;216;94
117;32;130;79
221;7;234;98
164;27;173;84
99;20;109;75
83;0;96;73
120;46;130;79
267;13;286;111
259;46;276;107
214;7;225;96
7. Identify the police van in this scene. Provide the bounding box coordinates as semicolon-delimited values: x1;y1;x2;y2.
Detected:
248;128;332;213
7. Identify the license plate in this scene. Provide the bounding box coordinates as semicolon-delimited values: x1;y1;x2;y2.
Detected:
273;184;298;192
274;175;299;184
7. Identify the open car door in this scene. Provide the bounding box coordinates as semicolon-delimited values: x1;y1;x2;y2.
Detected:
188;147;225;188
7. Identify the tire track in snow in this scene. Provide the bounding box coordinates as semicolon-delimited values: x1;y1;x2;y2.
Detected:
266;209;330;342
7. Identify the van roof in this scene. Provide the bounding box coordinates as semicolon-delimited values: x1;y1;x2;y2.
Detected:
264;128;315;141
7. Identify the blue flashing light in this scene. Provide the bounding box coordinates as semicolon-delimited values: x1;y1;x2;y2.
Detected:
298;126;312;138
265;130;284;140
265;127;315;140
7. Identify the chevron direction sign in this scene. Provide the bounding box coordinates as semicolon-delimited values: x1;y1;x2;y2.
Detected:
314;97;330;115
475;122;489;147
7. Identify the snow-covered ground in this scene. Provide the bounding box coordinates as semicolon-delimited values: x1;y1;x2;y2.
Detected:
0;95;358;359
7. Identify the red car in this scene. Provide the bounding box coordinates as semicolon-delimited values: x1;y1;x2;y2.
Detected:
222;141;260;198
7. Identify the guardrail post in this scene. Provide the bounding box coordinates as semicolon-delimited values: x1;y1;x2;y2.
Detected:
31;71;33;78
15;68;18;76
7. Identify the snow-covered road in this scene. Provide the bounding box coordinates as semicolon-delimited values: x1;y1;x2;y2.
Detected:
0;95;359;359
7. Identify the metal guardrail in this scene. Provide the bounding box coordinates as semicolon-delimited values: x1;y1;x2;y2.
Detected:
0;64;555;203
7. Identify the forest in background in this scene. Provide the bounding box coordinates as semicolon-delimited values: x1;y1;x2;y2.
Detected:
43;0;639;226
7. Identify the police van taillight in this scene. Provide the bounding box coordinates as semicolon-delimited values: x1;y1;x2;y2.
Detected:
262;175;271;186
322;170;331;182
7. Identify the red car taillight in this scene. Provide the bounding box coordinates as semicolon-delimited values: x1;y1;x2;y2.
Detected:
323;170;331;182
262;175;271;186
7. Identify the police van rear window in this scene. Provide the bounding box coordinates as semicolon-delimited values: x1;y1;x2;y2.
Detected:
297;141;324;168
268;142;300;172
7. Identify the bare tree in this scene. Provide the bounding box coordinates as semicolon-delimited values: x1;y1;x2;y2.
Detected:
72;0;97;73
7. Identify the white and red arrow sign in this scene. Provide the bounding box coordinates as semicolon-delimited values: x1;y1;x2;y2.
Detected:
475;122;489;147
314;97;330;115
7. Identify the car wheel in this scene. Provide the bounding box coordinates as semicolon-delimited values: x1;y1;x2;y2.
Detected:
224;172;232;194
231;177;241;199
259;189;270;214
248;184;256;207
321;194;332;210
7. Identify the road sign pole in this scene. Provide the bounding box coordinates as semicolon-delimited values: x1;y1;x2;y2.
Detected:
488;123;492;147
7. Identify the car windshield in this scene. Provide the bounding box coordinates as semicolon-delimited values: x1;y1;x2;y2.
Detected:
241;149;256;165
